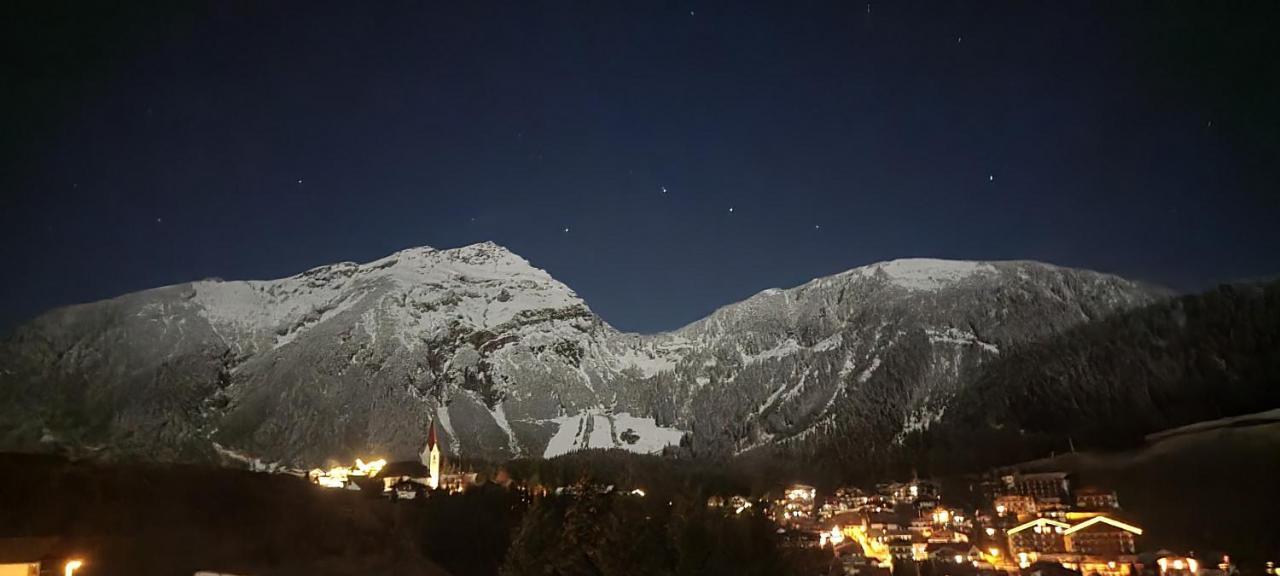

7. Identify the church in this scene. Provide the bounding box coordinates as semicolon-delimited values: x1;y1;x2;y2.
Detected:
378;419;474;499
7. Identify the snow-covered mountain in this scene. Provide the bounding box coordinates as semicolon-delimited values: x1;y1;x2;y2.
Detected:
0;242;1167;469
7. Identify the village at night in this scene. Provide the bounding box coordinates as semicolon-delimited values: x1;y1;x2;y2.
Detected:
3;0;1280;574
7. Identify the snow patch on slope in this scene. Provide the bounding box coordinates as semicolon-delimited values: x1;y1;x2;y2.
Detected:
613;347;677;377
437;404;461;454
542;409;685;458
489;403;522;456
856;259;997;291
926;327;1000;354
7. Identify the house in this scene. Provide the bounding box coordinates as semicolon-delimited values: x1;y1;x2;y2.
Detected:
839;549;890;576
995;494;1039;518
379;461;433;496
822;487;870;519
864;512;903;531
1023;560;1082;576
878;480;939;506
1054;554;1137;576
0;537;69;576
1155;555;1201;576
885;535;915;561
1000;472;1071;503
925;542;971;564
1073;488;1121;511
775;484;818;527
1007;518;1070;555
1063;516;1142;556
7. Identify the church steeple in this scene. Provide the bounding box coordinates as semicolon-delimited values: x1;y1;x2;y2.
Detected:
420;418;442;489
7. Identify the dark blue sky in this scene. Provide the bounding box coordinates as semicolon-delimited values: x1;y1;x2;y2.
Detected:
3;1;1278;333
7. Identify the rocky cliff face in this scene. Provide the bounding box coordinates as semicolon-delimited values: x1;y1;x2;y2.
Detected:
0;243;1169;469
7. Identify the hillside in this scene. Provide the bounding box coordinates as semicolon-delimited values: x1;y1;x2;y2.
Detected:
901;281;1280;476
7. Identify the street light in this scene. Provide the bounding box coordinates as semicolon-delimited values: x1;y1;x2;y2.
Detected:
65;559;84;576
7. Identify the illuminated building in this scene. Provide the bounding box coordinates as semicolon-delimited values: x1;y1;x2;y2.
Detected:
923;543;970;563
1062;516;1141;555
775;484;817;526
376;420;474;497
1053;556;1135;576
821;487;869;519
420;419;441;489
1023;560;1082;576
1157;556;1200;576
999;472;1071;503
995;494;1039;518
878;480;939;506
1073;488;1121;511
0;537;75;576
1007;518;1070;555
308;457;387;490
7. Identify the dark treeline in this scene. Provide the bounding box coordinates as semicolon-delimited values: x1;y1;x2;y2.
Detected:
0;452;447;575
0;451;834;576
501;490;827;576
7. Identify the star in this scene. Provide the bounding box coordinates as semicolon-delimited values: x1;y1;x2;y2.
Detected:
661;186;668;194
689;10;695;16
563;227;570;233
297;178;304;184
156;217;163;224
728;207;735;213
988;174;995;182
957;36;963;43
814;224;821;231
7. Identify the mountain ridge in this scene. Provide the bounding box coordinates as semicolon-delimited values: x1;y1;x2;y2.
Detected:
0;241;1191;471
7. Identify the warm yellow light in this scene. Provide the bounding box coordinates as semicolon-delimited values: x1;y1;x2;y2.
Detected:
1173;559;1185;570
65;560;84;576
1063;515;1143;536
985;527;996;536
1108;561;1118;569
989;548;1000;557
1188;559;1199;573
954;555;964;564
353;458;386;477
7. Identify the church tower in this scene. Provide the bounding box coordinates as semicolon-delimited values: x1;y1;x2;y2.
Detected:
420;419;441;489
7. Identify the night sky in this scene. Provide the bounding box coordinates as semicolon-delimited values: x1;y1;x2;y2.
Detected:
3;1;1278;333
